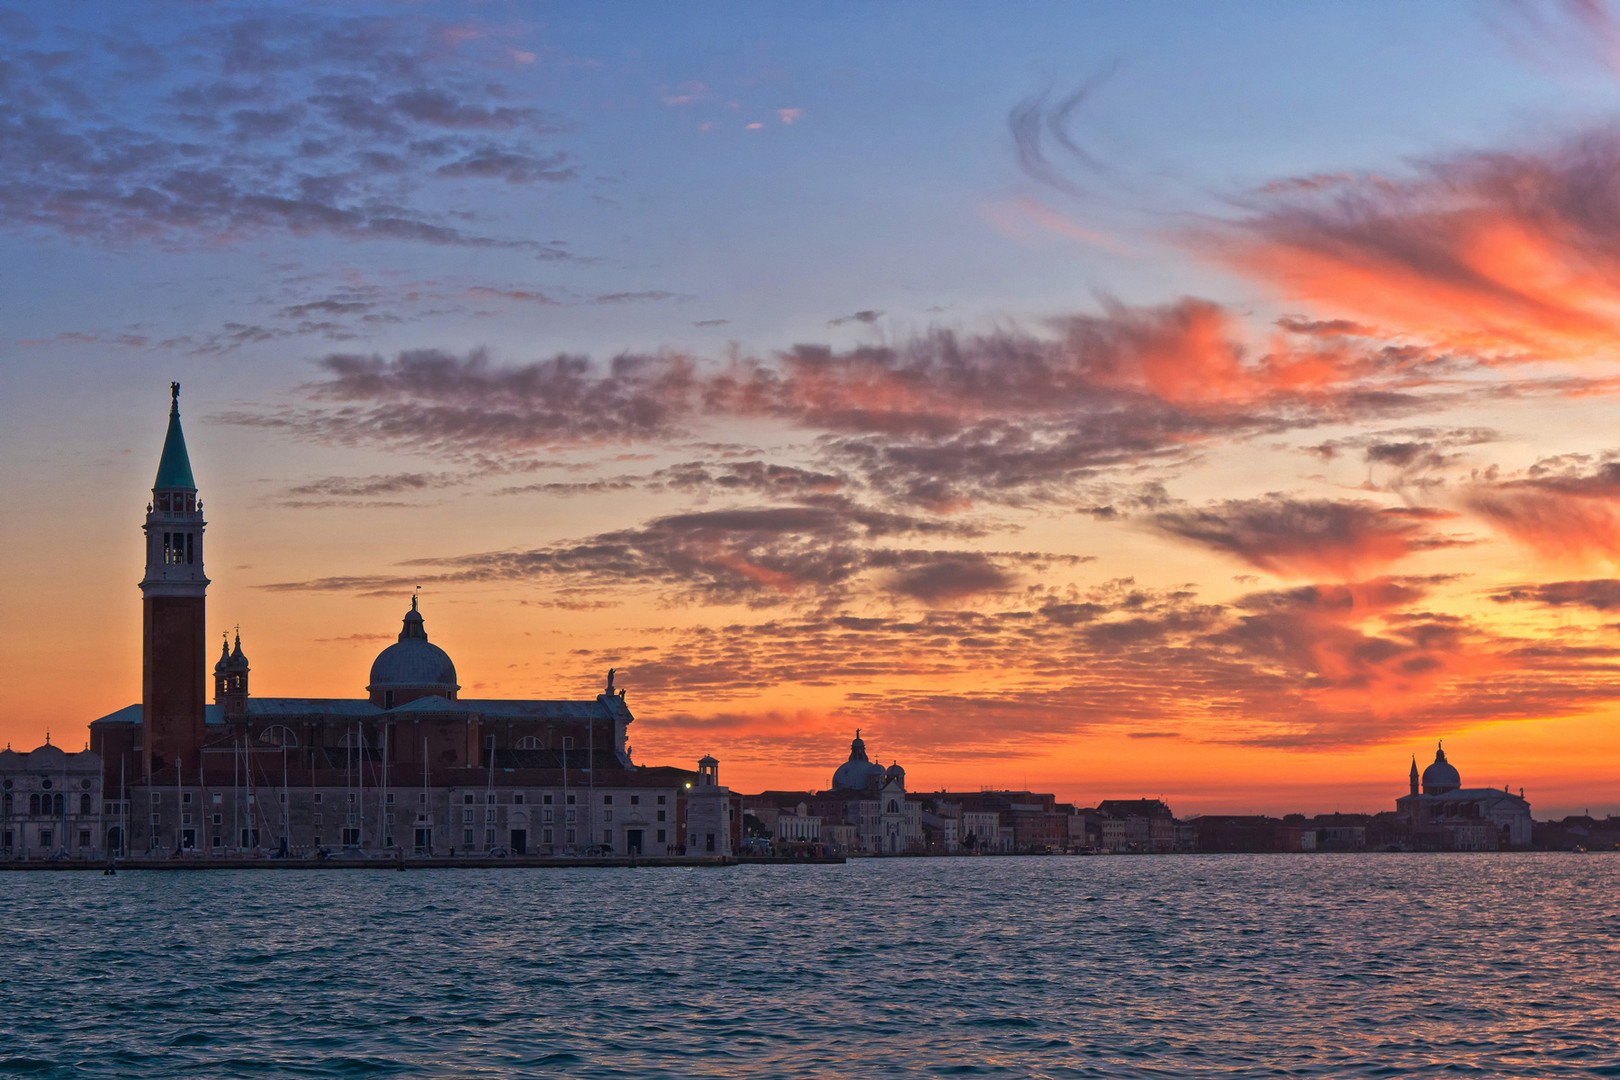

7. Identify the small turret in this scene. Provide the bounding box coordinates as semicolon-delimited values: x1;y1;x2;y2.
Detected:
215;631;250;718
1409;755;1420;797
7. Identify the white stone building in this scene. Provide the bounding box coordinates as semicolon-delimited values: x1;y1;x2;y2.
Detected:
774;806;822;843
829;732;924;853
0;742;104;860
961;810;1005;853
684;755;735;856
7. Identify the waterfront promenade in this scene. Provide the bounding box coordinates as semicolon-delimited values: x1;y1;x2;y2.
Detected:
0;853;842;871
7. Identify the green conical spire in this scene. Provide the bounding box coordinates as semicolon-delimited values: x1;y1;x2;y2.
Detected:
153;381;196;491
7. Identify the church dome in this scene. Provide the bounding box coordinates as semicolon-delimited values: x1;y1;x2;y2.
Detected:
368;598;459;704
886;761;906;784
1421;744;1461;795
832;730;889;791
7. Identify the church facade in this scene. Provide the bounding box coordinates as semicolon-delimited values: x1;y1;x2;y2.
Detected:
745;731;925;854
85;386;738;859
1395;744;1533;850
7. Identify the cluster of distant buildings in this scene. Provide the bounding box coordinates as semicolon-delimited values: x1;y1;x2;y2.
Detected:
0;387;1595;862
742;731;1195;855
739;740;1547;856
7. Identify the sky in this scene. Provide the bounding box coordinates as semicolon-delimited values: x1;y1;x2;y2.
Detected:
6;1;1620;817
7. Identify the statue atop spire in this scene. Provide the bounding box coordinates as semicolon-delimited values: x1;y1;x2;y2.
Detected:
153;381;196;491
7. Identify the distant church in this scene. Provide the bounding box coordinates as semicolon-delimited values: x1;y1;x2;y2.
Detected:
76;385;738;859
1396;744;1532;850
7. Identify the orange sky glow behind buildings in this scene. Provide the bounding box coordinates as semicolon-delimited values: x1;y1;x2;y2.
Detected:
6;2;1620;817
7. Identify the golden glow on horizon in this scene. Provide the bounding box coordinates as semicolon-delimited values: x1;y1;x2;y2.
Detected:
11;5;1620;820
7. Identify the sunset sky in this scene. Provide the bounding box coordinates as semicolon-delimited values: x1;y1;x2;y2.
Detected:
8;2;1620;816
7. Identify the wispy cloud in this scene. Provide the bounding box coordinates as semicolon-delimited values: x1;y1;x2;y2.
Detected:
572;573;1620;754
217;294;1468;511
0;13;580;252
1150;496;1465;579
1465;454;1620;565
1211;126;1620;360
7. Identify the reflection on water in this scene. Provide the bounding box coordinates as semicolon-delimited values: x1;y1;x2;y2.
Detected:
2;854;1618;1078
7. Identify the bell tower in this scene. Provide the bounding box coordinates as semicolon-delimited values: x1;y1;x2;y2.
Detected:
141;382;209;782
214;631;249;719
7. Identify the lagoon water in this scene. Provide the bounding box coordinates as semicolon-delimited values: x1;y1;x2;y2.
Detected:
3;854;1618;1078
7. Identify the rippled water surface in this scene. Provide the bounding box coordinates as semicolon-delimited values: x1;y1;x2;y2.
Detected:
3;855;1619;1078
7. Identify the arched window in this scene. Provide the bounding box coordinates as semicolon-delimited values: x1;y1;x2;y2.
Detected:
887;800;899;814
28;794;39;815
514;736;543;750
79;794;91;816
257;725;297;748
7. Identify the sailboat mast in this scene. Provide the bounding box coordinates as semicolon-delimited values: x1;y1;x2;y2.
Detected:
380;722;389;851
588;715;595;852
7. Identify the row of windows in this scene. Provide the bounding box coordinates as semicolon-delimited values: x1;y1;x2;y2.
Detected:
0;778;94;791
249;730;591;751
1;793;93;816
455;792;663;807
512;736;576;750
145;824;673;853
150;789;667;807
452;827;670;847
0;828;93;850
139;791;672;821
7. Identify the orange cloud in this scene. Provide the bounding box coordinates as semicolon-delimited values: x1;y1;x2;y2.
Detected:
1210;134;1620;361
1151;497;1458;579
1467;488;1620;566
1464;458;1620;566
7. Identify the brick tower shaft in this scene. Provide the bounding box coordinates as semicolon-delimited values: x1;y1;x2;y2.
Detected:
140;382;209;782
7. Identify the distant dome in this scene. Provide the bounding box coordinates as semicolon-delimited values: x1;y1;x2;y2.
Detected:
368;598;459;704
1421;744;1461;795
832;730;888;792
886;761;906;783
